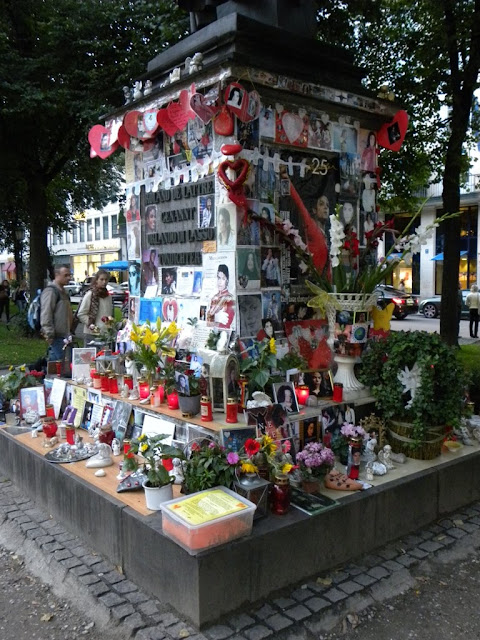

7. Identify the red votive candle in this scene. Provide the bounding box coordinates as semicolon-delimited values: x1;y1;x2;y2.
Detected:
226;397;238;424
201;396;213;422
332;383;343;402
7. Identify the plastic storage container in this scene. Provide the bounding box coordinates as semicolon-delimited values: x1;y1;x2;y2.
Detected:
160;486;256;555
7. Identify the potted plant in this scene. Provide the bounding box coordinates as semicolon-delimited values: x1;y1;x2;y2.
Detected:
240;436;295;481
330;423;367;466
182;440;239;494
295;441;336;493
0;365;45;411
238;337;280;397
175;362;201;417
129;319;179;386
123;433;183;510
359;331;465;458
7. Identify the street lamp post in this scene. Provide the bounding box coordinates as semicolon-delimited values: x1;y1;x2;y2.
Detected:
14;228;25;283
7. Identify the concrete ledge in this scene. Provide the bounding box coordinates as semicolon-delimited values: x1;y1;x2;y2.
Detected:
1;428;479;628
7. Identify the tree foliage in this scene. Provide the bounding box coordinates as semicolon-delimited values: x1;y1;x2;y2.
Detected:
0;0;188;295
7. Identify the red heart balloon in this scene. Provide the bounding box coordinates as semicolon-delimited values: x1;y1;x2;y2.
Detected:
214;105;234;136
88;125;119;159
218;159;250;191
377;110;409;152
179;87;197;121
167;101;191;132
156;109;179;136
123;110;157;140
117;125;154;153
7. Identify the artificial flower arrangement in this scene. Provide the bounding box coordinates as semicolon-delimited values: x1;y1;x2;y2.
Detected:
182;440;239;494
330;423;367;461
295;441;335;482
129;319;178;379
123;433;183;488
240;436;294;479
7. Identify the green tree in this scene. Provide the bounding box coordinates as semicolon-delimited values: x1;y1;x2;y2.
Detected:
0;0;187;296
317;0;480;345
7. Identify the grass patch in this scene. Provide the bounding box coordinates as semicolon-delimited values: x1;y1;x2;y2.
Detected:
0;322;47;367
457;344;480;409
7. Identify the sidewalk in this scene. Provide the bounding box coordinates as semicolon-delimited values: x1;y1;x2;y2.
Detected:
1;471;479;640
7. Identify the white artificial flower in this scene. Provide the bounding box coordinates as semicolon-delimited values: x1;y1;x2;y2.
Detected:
299;261;308;273
397;362;422;409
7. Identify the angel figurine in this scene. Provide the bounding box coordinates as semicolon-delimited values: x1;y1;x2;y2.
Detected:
133;80;143;100
123;86;132;104
143;79;153;96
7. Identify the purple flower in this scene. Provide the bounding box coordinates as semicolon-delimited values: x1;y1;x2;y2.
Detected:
227;452;239;465
208;442;216;449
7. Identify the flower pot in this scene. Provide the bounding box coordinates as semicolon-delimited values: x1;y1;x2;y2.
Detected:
301;479;321;494
142;480;173;511
388;420;445;460
178;394;201;418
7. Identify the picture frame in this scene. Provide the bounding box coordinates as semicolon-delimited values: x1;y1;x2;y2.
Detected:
272;381;300;415
299;417;320;451
19;386;46;421
220;426;257;453
303;369;334;399
72;347;97;381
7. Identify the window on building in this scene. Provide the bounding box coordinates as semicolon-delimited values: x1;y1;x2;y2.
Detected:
65;231;70;244
103;217;109;239
435;205;478;292
52;234;57;246
95;218;100;241
72;226;78;243
111;214;118;236
79;222;85;242
87;220;93;242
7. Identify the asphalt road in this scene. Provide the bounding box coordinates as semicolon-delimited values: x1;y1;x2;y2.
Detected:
391;312;473;340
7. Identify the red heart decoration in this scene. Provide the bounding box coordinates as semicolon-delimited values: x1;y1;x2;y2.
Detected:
190;93;218;123
167;101;191;132
179;87;197;121
88;125;119;159
214;105;234;136
123;110;157;140
224;82;247;119
218;159;250;191
377;110;408;152
117;125;154;153
156;109;179;136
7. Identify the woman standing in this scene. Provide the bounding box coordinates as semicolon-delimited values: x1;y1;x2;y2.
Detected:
0;280;11;326
15;279;28;312
77;270;113;346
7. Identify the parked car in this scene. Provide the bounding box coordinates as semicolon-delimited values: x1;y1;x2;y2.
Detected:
64;280;82;297
419;290;470;319
79;276;94;295
373;284;419;320
107;282;128;306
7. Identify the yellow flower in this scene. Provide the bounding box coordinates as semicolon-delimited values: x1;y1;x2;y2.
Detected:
138;434;146;442
140;443;148;453
8;366;13;371
167;321;179;337
269;338;276;354
241;462;258;474
20;366;25;372
282;463;294;474
143;327;159;352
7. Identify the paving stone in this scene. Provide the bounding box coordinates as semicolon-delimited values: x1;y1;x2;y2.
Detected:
330;571;349;584
126;591;150;605
83;554;104;567
427;524;444;535
437;518;453;529
69;564;92;577
157;612;181;627
114;579;138;595
409;548;429;559
283;604;311;622
323;587;348;603
20;522;37;532
88;582;111;597
243;625;273;640
353;573;378;587
402;534;424;548
135;627;167;640
344;564;366;577
459;521;479;533
70;544;90;557
418;540;443;553
99;591;126;608
468;516;480;526
229;613;255;632
290;587;314;602
60;556;83;570
43;541;64;553
23;508;49;522
338;580;364;595
78;573;101;586
123;612;147;634
272;597;296;610
52;549;73;562
102;570;125;585
265;613;293;631
418;529;434;540
139;600;160;617
26;527;46;540
11;514;31;525
253;604;276;619
55;531;77;543
382;559;404;572
94;560;117;573
204;624;235;640
111;602;136;621
6;510;22;519
445;527;467;539
304;596;329;613
395;554;418;568
377;547;398;561
166;621;198;638
434;534;456;547
358;554;383;568
367;566;389;580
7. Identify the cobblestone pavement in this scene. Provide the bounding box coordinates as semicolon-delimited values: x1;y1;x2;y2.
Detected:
2;473;480;640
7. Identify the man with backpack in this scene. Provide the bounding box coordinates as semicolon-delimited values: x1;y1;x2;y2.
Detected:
40;265;73;364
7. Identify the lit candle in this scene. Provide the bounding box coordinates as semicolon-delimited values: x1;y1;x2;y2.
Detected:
138;378;150;400
295;385;310;407
167;391;179;410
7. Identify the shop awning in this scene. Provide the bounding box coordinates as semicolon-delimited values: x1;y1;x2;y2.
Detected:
100;260;128;270
431;251;468;261
4;262;15;272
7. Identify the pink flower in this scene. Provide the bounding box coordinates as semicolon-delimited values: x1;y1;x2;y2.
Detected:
227;452;239;465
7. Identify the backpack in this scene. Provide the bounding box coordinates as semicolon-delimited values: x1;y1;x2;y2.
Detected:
27;286;60;332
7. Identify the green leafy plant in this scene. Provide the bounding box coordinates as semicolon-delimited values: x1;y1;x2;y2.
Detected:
0;365;45;403
123;433;183;488
359;331;464;445
238;338;278;393
182;440;238;494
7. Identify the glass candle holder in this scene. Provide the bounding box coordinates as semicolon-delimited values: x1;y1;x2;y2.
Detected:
45;404;55;418
226;397;238;423
108;375;119;394
138;378;150;400
271;473;291;515
100;374;109;392
167;391;179;410
295;385;310;406
200;396;213;422
92;372;101;389
332;382;343;402
124;374;133;390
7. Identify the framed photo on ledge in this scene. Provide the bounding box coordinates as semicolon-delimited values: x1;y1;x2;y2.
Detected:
272;381;300;415
19;386;46;422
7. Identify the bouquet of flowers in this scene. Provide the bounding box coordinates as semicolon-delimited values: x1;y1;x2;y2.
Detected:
182;440;239;493
89;315;120;346
331;423;367;460
0;365;45;405
240;436;294;478
129;319;178;379
295;442;335;481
